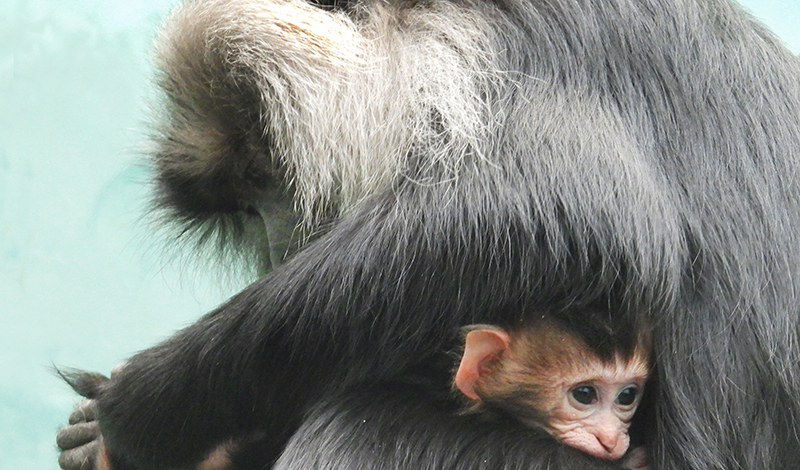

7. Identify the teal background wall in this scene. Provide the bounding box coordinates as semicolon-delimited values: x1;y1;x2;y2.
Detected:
0;1;798;468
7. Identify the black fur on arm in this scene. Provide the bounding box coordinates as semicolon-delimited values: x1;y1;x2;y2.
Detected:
94;144;667;468
70;0;800;469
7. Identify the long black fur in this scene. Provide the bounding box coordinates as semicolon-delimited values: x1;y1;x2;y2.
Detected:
63;0;800;468
57;368;108;400
271;380;622;470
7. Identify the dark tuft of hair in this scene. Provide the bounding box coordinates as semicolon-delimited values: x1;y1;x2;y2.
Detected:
54;367;109;400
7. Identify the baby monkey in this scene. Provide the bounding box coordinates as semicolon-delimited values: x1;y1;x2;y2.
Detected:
454;317;650;467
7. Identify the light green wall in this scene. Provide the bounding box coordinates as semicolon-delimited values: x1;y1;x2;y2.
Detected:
0;1;797;468
0;1;247;467
741;0;800;52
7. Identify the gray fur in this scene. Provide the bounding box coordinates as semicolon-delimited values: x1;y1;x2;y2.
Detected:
59;0;800;469
153;0;502;227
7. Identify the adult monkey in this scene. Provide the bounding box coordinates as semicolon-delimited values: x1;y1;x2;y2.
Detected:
57;0;800;469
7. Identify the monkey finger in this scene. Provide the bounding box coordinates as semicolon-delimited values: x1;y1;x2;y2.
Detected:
57;421;100;450
197;445;235;470
68;399;98;424
621;446;649;470
57;438;100;470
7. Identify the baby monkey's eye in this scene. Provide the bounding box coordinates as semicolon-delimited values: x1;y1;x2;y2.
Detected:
616;386;639;406
571;386;598;405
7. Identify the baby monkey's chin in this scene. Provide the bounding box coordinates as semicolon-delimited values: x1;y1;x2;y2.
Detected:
559;432;630;461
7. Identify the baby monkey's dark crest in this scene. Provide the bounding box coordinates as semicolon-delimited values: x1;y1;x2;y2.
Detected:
455;312;651;466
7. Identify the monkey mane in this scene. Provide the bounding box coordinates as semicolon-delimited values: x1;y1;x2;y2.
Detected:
151;0;503;233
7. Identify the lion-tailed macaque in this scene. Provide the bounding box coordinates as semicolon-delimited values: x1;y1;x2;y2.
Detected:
455;319;650;468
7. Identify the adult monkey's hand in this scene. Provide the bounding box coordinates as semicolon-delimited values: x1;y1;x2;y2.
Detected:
57;366;124;470
57;365;235;470
56;398;105;470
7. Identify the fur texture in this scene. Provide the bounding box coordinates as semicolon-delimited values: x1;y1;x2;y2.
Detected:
62;0;800;468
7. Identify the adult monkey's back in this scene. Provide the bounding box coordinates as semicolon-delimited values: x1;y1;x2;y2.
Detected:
57;0;800;468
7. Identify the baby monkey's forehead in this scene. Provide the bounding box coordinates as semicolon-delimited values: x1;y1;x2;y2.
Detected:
568;354;650;385
510;319;651;376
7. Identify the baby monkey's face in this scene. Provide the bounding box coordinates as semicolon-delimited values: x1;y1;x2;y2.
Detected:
454;321;650;462
538;357;647;460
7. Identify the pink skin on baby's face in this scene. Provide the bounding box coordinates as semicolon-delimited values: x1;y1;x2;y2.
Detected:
540;356;647;460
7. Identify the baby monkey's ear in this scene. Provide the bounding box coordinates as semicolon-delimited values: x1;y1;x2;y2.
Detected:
454;327;511;401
